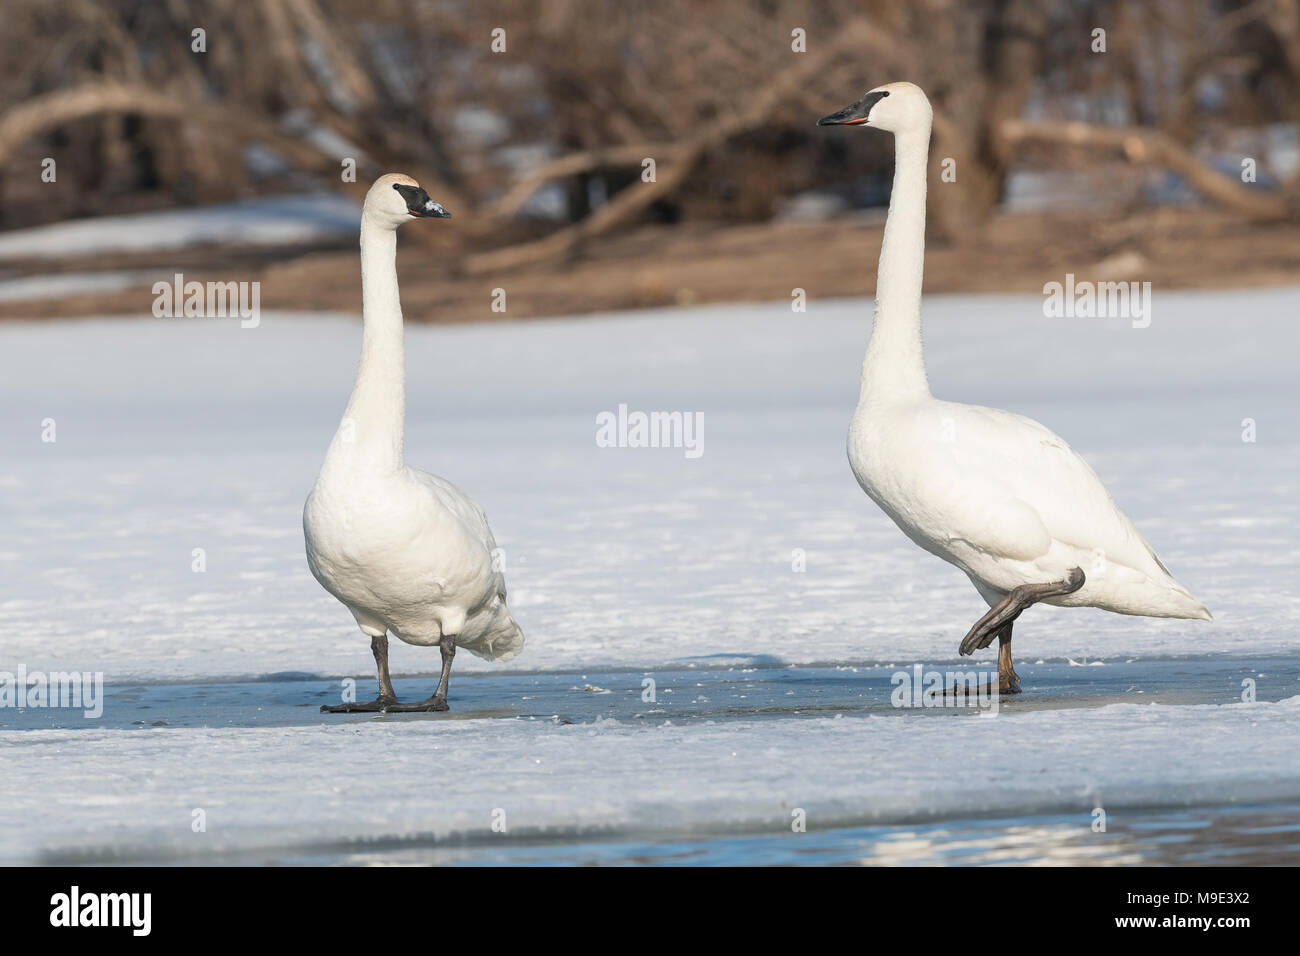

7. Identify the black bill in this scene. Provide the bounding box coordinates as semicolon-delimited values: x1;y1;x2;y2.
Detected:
393;183;452;218
817;89;890;127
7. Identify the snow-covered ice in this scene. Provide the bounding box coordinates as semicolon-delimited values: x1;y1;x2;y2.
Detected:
10;696;1300;864
2;291;1297;677
1;290;1298;862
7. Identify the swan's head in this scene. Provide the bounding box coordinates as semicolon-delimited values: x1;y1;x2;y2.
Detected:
363;173;452;229
817;82;932;135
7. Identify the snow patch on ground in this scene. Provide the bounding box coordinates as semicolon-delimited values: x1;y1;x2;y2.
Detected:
0;193;359;260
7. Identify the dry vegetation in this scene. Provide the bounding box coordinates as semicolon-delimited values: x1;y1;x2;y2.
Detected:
1;0;1299;321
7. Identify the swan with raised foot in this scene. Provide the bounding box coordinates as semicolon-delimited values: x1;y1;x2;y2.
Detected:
305;173;523;713
817;83;1210;693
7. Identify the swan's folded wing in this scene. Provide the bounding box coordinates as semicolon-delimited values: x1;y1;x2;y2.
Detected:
408;467;510;598
942;404;1176;580
410;469;495;545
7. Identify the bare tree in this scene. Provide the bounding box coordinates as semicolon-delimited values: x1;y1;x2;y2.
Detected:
0;0;1294;248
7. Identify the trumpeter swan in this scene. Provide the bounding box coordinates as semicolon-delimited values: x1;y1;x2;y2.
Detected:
817;83;1210;693
305;173;523;713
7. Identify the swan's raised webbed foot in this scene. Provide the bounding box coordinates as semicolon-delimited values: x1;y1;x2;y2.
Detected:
378;634;457;714
958;567;1085;658
321;633;401;714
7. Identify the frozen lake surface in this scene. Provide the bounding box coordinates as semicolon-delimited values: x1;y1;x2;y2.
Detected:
6;656;1299;733
1;291;1298;864
7;660;1299;865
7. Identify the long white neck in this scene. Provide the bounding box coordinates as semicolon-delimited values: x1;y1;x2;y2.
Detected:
328;215;405;473
859;124;932;406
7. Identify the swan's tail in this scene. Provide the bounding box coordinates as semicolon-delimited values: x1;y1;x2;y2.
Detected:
1136;532;1212;620
1130;574;1212;620
1164;585;1213;621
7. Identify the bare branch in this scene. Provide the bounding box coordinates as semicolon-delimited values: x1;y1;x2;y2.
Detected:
1002;119;1291;221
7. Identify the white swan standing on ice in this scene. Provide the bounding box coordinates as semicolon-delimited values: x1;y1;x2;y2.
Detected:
305;173;523;713
817;83;1210;693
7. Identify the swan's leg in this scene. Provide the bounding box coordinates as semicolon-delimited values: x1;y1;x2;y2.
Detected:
372;633;398;701
386;635;455;713
321;633;401;713
434;635;455;703
997;623;1021;694
958;567;1085;657
944;622;1018;699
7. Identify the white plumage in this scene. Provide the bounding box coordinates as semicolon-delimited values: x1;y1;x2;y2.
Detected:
305;467;522;659
304;174;521;713
849;398;1210;620
819;83;1208;689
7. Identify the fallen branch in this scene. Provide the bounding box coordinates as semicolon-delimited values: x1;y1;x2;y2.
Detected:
0;82;337;176
482;143;677;223
467;145;698;274
1002;118;1291;221
466;18;886;274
